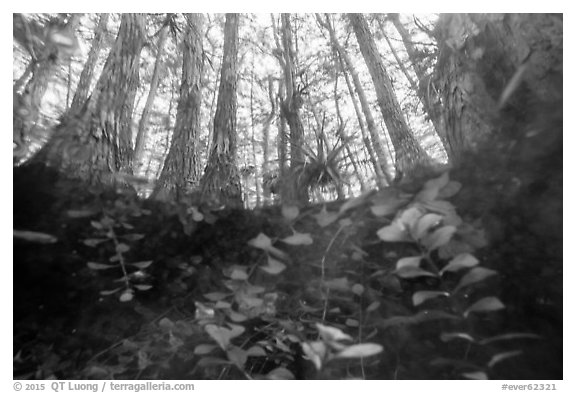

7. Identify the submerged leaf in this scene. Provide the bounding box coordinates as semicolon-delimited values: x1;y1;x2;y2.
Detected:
281;205;300;221
314;206;339;227
247;232;273;250
421;226;457;250
395;266;437;279
281;232;313;246
336;343;383;359
266;367;295;380
396;256;422;270
412;291;449;306
488;350;523;368
377;222;409;242
260;257;287;275
464;297;505;317
87;262;116;270
454;267;498;292
441;253;479;274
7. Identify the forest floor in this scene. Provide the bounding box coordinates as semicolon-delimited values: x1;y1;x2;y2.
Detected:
13;152;562;379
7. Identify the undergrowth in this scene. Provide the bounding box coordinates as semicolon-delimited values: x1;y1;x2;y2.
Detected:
13;169;555;380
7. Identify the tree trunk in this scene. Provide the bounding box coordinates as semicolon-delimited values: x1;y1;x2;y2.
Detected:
273;13;309;205
435;13;562;164
153;14;204;201
385;14;447;155
134;19;169;167
33;13;146;183
200;13;243;208
14;14;81;159
318;14;392;186
261;75;275;204
349;13;433;181
68;13;109;117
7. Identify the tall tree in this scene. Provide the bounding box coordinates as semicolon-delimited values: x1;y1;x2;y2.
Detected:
134;15;172;167
13;14;81;158
200;13;243;208
385;14;446;154
272;13;309;205
33;13;146;183
317;14;392;186
153;14;205;201
68;13;109;117
349;13;433;181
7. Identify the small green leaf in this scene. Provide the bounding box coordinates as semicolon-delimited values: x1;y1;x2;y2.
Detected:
398;206;425;231
205;324;245;350
134;284;153;291
266;367;295;380
351;283;364;295
87;262;116;270
440;332;475;343
396;256;422;270
122;233;145;241
215;300;232;309
247;233;273;250
313;206;339;227
316;323;353;342
100;288;121;296
441;253;479;275
462;371;488;380
13;230;58;244
158;317;175;331
226;345;248;368
413;213;443;240
119;290;134;302
421;225;457;250
366;301;380;313
187;206;204;222
464;297;505;317
204;292;229;301
301;341;327;370
479;333;541;345
281;205;300;221
229;266;249;280
377;223;409;242
488;350;523;368
82;238;108;247
281;232;313;246
345;318;360;327
130;260;153;269
116;243;130;253
260;256;287;275
246;345;267;357
412;291;449;306
194;344;218;355
227;310;248;322
454;267;498;292
335;343;383;359
395;266;437;279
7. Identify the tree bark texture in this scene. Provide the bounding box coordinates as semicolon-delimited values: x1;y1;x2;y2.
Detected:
349;13;433;180
134;20;169;166
319;14;392;187
13;14;81;159
386;14;446;153
200;13;243;208
68;13;109;117
34;13;146;183
153;14;204;201
434;13;562;165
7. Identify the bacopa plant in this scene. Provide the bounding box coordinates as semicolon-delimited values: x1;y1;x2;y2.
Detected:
82;201;155;302
373;172;541;379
